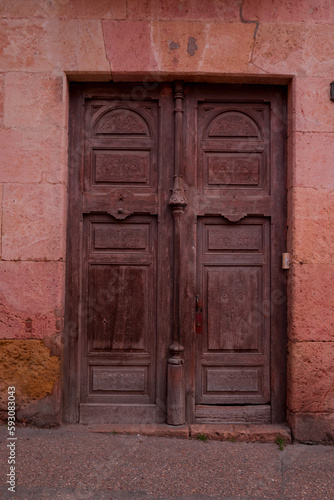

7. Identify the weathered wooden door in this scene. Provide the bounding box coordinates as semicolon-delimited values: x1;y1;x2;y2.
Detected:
182;85;287;424
64;83;286;425
65;83;175;424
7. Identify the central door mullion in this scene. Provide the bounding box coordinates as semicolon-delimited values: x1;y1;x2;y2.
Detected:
167;81;187;425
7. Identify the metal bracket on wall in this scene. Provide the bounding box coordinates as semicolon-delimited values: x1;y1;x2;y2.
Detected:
282;253;291;269
330;82;334;101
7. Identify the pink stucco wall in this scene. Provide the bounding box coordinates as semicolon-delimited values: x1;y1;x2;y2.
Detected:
0;0;333;441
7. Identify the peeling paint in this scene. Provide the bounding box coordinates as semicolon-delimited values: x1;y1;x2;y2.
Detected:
187;37;198;56
169;40;180;50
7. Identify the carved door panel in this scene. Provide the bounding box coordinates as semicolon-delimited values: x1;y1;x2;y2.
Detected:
182;84;286;424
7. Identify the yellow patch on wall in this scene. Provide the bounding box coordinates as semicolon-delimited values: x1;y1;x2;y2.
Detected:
0;340;60;406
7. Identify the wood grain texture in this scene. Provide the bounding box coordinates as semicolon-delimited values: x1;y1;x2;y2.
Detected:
186;84;286;422
65;83;286;425
195;405;271;424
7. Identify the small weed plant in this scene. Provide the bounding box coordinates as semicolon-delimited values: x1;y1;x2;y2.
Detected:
276;436;285;451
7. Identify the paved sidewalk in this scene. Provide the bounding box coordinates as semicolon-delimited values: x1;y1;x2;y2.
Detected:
0;425;333;499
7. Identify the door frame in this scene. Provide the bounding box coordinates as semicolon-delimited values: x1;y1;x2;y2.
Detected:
63;81;287;425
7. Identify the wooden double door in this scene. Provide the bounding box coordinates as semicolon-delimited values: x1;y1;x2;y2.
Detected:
64;82;287;425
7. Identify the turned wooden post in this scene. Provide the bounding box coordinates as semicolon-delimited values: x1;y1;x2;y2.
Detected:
167;81;186;425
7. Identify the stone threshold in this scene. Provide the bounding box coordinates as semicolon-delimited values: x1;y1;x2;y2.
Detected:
86;423;292;444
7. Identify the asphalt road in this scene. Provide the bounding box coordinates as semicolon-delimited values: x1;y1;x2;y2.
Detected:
0;425;333;499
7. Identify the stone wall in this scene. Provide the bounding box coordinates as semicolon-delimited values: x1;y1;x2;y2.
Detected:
0;0;333;441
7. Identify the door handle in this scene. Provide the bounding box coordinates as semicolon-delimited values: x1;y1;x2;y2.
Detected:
195;295;203;334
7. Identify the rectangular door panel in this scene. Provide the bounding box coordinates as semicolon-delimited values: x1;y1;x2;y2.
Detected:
195;405;271;424
80;214;157;410
206;266;262;351
196;216;270;407
206;152;262;187
93;149;152;186
88;264;149;351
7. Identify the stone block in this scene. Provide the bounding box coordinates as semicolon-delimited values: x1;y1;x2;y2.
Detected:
4;72;65;129
151;20;210;73
287;341;334;412
125;0;153;19
0;0;47;18
102;20;159;76
0;19;110;74
304;25;334;76
0;19;47;72
127;0;239;20
57;0;126;19
291;77;334;133
289;264;334;342
103;20;255;77
0;127;67;184
189;424;291;443
292;218;334;265
289;187;334;221
288;411;334;443
198;22;254;74
0;0;126;19
0;261;65;339
243;0;333;23
0;0;58;18
45;19;111;74
2;184;67;261
292;132;334;189
252;24;306;75
0;340;60;410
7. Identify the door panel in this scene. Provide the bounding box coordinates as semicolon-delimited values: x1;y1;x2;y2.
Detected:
81;212;158;411
81;214;157;408
207;266;262;351
197;102;270;196
87;101;158;192
89;264;148;351
196;217;270;407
